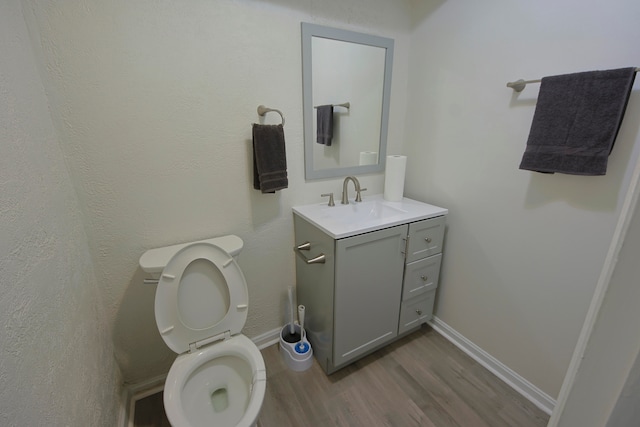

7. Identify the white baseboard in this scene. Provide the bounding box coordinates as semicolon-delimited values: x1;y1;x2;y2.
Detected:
251;326;281;350
117;385;131;427
119;374;167;427
428;316;556;416
119;329;281;427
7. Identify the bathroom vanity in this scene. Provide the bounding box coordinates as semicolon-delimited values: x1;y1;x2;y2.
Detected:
292;194;447;374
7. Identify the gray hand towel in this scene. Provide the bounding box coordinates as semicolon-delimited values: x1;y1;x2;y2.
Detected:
519;67;636;175
316;105;334;146
253;124;288;193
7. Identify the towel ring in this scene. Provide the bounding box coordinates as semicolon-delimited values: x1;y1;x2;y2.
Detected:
257;105;285;126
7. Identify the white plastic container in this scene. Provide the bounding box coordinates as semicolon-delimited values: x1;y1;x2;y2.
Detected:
279;324;313;372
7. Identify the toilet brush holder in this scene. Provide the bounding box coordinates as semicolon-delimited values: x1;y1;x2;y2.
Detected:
279;323;313;372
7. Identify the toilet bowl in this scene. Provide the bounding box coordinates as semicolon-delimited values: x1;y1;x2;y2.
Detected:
139;236;266;427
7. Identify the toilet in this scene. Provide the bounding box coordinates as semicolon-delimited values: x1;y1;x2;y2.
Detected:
139;235;266;427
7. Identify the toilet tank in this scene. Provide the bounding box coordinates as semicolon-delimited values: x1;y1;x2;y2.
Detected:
139;235;244;277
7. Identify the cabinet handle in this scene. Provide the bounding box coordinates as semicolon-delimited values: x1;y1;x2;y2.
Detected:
416;309;422;316
421;275;428;282
401;237;409;255
294;242;326;264
297;242;311;251
425;237;432;243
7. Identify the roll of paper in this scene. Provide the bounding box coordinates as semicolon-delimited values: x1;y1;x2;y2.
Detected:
383;155;407;202
359;151;378;166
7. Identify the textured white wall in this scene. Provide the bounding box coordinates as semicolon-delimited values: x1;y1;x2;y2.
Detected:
404;0;640;397
0;0;122;425
23;0;412;383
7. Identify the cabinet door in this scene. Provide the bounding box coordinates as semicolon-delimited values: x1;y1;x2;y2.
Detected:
334;224;408;367
406;216;446;263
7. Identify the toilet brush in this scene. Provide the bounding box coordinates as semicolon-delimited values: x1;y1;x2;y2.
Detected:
282;286;300;343
288;286;295;335
279;303;313;371
296;305;310;353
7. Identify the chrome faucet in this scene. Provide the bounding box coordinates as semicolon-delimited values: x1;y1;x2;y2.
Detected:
341;176;367;204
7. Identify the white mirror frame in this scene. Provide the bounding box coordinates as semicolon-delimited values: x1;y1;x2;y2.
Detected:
301;22;394;180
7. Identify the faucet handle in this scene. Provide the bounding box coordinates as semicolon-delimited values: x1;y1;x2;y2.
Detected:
355;187;367;202
321;193;335;207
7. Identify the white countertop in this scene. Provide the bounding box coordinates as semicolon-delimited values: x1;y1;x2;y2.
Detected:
292;193;448;239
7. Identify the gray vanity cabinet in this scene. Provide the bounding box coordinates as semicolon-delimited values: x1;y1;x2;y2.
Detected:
294;213;446;374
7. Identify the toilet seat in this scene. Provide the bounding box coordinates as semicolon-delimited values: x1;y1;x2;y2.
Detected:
155;242;249;354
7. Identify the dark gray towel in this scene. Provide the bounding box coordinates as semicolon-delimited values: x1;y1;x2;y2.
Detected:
519;67;636;175
316;105;334;146
253;124;288;193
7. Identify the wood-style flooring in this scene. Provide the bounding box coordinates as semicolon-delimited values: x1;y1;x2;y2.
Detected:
134;325;550;427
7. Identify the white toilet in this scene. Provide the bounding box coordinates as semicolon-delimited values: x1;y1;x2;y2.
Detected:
139;235;266;427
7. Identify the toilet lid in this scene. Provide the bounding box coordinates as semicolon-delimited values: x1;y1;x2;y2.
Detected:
155;242;248;354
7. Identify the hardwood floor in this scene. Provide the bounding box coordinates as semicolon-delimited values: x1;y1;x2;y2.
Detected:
134;325;549;426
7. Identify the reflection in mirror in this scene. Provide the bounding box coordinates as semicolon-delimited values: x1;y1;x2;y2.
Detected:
302;23;394;180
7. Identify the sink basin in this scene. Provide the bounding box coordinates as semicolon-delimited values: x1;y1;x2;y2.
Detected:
293;194;448;239
321;199;408;225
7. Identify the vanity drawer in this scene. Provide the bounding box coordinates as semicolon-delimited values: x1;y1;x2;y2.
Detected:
406;216;446;263
402;253;441;301
398;291;436;335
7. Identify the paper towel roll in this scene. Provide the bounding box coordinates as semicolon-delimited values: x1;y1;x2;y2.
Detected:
359;151;378;166
383;155;407;202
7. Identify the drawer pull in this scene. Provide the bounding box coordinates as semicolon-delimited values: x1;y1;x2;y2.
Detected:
425;237;432;243
421;275;428;282
416;309;422;316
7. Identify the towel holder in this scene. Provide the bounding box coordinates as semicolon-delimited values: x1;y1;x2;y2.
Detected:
313;102;350;109
257;105;285;125
506;78;541;93
507;67;640;92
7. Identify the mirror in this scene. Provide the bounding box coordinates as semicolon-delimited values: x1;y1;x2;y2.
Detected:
301;23;394;180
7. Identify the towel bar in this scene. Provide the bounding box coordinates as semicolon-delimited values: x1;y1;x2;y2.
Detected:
257;105;285;125
313;102;350;109
507;67;640;92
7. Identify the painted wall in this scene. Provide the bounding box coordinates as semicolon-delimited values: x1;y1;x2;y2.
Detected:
606;349;640;426
0;0;122;424
553;184;640;426
23;0;412;383
404;0;640;397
